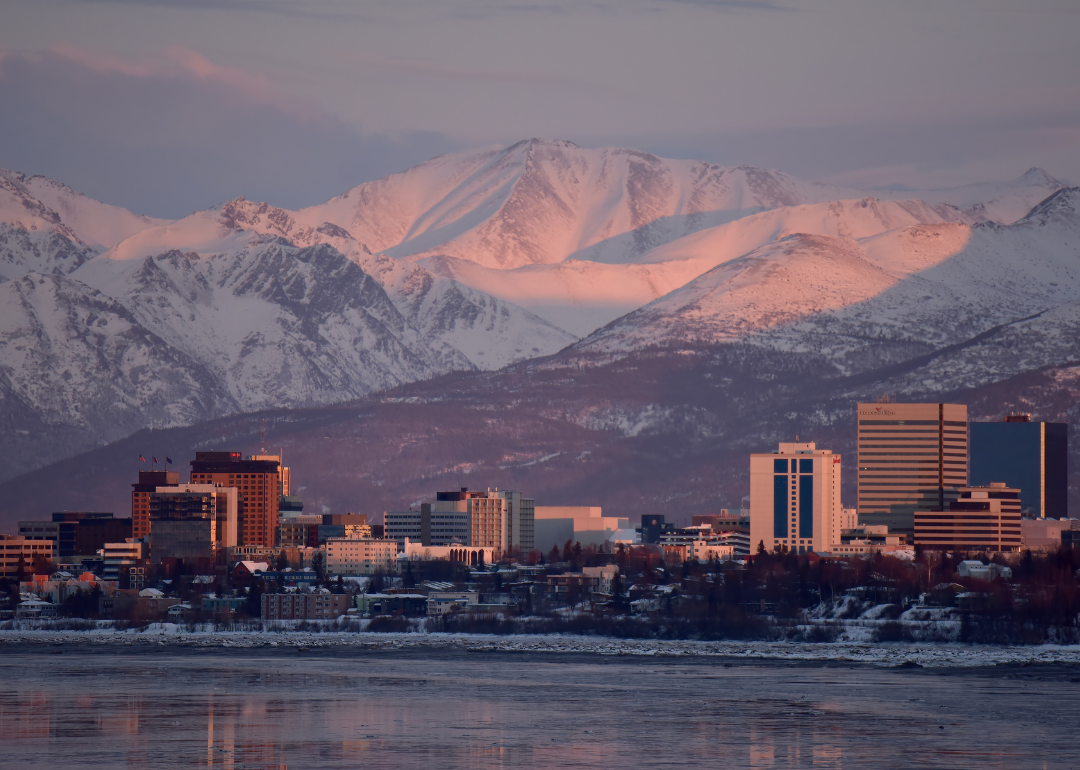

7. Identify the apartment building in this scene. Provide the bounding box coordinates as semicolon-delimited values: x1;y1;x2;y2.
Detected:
262;592;351;620
324;537;397;575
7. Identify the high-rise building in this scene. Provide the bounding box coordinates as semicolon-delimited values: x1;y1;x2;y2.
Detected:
189;452;279;547
914;483;1023;552
969;415;1068;518
148;483;238;560
131;471;179;539
857;403;968;535
750;442;843;555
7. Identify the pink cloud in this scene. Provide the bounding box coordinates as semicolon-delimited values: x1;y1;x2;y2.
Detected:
45;42;291;113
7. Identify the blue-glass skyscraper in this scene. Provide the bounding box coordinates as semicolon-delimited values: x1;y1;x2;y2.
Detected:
969;416;1068;518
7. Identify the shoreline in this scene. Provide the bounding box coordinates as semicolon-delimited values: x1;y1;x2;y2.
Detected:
4;627;1080;669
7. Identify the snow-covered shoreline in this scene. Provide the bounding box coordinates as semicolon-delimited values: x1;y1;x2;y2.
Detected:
3;625;1080;669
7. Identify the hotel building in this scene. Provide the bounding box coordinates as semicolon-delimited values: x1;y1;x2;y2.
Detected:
857;403;968;535
750;442;843;555
189;452;280;547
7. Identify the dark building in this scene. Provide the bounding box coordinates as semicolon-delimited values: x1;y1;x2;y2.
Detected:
131;471;180;540
18;513;131;559
640;515;673;545
190;451;279;547
969;416;1068;518
280;496;304;514
149;490;217;562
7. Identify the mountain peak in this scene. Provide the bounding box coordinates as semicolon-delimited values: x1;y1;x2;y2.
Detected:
1016;186;1080;225
1019;167;1060;186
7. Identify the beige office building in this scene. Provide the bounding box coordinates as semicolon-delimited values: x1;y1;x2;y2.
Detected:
857;403;968;535
749;442;843;555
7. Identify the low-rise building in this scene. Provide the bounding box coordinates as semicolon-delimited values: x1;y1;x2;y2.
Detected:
582;565;619;594
427;591;479;615
398;539;495;566
0;535;54;579
101;540;146;588
201;595;246;615
545;572;601;603
914;483;1023;553
262;592;351;620
325;537;398;575
957;560;1013;581
357;592;429;616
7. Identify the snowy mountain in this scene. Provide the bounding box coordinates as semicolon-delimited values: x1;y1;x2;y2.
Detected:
414;196;973;335
580;188;1080;397
104;197;577;369
0;146;1071;485
0;169;168;250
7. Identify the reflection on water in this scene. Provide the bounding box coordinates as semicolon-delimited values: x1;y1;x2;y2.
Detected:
0;649;1074;769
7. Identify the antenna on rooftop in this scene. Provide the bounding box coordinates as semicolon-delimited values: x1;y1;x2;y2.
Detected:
261;417;266;454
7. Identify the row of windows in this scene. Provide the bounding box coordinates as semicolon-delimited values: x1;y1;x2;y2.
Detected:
859;428;939;434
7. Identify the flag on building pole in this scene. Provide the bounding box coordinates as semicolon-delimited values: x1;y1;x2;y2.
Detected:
166;456;173;465
152;456;158;469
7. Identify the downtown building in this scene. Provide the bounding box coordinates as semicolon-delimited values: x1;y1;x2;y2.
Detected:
857;403;968;536
914;483;1023;553
750;442;843;555
385;487;534;554
189;451;280;547
969;415;1068;518
148;483;238;562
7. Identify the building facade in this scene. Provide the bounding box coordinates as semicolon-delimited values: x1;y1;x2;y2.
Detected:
857;402;968;535
324;537;398;575
131;471;180;540
189;452;279;547
914;483;1023;553
969;416;1068;518
750;442;843;555
149;483;238;560
18;513;131;559
534;506;627;553
262;592;351;621
0;535;54;579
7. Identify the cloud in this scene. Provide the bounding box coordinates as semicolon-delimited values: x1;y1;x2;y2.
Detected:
0;47;462;218
649;0;794;11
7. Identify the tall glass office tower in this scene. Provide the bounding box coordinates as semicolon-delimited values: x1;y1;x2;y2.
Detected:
969;415;1068;518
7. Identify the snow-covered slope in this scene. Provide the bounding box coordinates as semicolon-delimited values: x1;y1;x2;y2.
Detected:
582;188;1080;385
75;236;468;410
417;196;969;336
0;271;230;435
104;198;576;369
299;139;862;270
0;169;168;249
871;168;1065;225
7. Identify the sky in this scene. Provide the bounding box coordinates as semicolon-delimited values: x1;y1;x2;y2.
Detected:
1;0;1078;218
